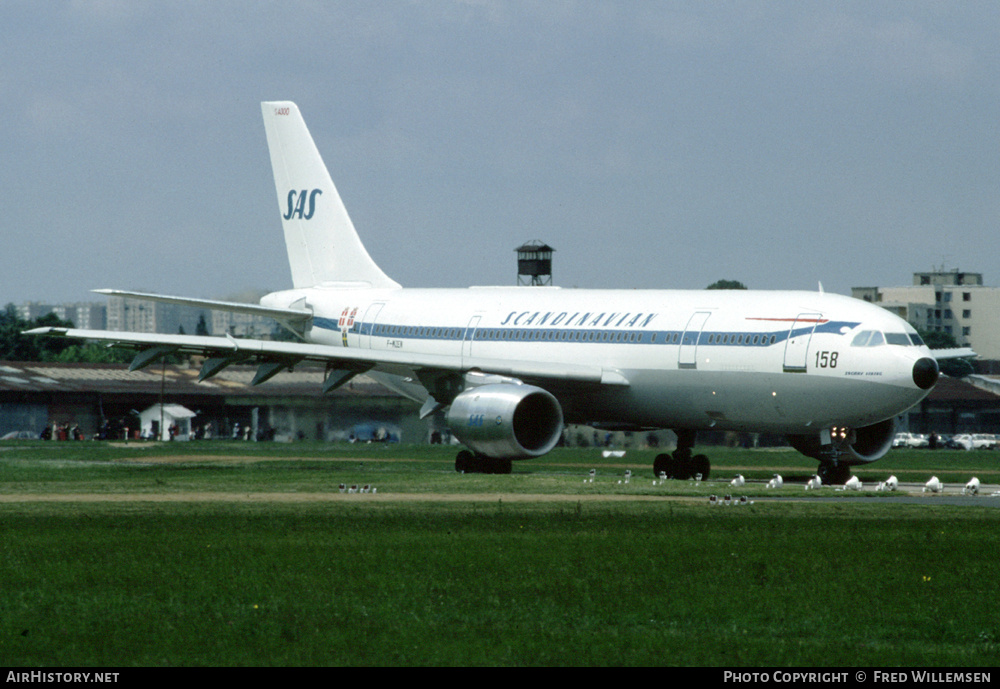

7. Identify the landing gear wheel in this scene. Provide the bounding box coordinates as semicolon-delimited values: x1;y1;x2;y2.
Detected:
456;451;513;475
653;453;698;480
653;453;672;479
654;430;710;480
455;450;474;473
818;461;851;486
672;456;692;480
653;453;689;479
690;454;710;481
488;457;513;475
665;429;698;480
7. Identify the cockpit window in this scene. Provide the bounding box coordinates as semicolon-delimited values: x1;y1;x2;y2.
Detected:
851;330;885;347
852;329;922;347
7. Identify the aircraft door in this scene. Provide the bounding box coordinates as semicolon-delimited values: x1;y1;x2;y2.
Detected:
678;311;711;369
360;302;385;349
462;316;481;365
783;313;822;372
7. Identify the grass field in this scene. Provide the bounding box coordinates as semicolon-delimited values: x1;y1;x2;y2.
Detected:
2;440;999;666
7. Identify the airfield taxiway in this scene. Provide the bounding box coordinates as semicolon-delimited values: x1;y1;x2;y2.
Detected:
2;481;998;507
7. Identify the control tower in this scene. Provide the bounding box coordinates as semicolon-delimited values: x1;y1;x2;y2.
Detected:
515;240;555;286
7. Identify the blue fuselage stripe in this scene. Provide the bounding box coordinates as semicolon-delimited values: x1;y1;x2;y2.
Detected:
312;317;859;348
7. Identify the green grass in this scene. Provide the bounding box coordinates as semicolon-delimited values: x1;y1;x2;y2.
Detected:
1;441;999;665
1;441;995;495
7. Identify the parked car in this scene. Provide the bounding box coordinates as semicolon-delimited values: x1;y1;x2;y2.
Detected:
949;434;973;450
971;434;998;450
1;430;40;440
892;432;929;448
948;434;997;450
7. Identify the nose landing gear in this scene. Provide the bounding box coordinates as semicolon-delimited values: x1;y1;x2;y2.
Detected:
816;458;852;486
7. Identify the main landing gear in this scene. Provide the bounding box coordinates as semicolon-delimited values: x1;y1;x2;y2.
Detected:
652;429;710;480
455;449;513;475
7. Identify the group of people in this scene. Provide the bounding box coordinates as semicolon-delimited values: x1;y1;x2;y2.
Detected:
38;418;276;442
43;419;220;441
39;422;84;441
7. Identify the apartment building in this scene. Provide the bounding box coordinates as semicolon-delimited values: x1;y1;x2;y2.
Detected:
853;271;1000;359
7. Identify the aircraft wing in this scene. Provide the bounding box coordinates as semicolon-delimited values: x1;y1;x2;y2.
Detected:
23;327;627;390
931;347;977;360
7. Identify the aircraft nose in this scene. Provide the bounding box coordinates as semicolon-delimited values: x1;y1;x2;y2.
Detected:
912;357;939;390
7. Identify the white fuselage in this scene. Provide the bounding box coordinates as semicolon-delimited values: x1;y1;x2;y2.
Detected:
263;285;934;435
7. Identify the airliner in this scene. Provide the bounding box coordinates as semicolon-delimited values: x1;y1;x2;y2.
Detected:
28;101;958;484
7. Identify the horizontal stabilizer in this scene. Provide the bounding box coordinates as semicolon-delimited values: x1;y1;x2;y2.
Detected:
93;289;312;322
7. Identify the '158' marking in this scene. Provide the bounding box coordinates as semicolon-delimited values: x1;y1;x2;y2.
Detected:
815;351;839;368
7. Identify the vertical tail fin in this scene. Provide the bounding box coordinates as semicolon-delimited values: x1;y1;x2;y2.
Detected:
261;101;400;289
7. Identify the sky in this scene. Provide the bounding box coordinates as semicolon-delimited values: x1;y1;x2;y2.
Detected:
2;1;997;306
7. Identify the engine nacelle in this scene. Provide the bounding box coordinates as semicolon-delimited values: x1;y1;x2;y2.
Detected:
446;383;564;459
787;417;896;465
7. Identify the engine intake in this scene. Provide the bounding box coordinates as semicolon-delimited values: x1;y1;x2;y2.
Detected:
787;417;896;465
446;383;564;459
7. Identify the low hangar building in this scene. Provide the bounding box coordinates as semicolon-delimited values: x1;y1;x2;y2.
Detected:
0;361;423;443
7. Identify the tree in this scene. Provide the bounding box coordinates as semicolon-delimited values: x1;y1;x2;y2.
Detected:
50;343;133;364
706;279;747;290
0;304;76;361
0;303;131;364
914;327;958;350
914;327;973;378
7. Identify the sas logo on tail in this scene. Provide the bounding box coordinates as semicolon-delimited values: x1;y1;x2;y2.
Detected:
283;189;323;220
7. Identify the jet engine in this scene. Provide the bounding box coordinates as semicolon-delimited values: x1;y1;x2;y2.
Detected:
446;383;564;459
787;417;896;465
